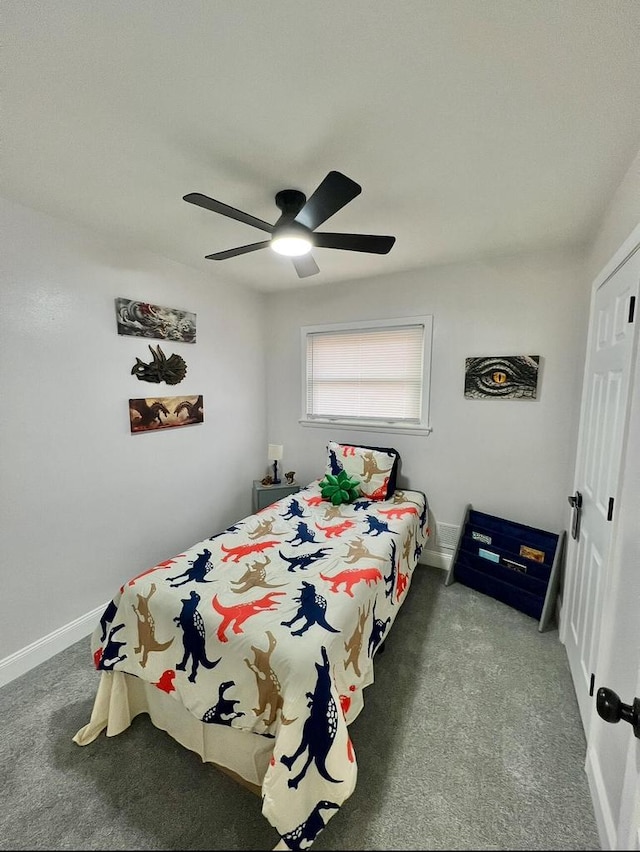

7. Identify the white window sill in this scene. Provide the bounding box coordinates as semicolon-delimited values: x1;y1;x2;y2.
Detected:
298;418;432;436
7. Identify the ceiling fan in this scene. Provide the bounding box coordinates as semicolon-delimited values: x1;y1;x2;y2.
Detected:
183;170;396;278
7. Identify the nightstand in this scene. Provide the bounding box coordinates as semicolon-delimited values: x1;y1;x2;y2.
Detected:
252;480;301;513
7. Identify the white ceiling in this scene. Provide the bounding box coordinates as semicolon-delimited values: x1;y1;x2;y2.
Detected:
3;1;640;292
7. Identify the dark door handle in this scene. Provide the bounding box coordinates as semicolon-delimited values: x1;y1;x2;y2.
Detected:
567;490;582;540
596;687;640;739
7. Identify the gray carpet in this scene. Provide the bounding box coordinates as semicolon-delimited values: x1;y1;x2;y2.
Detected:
0;566;600;850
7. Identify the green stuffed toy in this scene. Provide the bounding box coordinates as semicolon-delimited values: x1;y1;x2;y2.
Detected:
319;470;361;505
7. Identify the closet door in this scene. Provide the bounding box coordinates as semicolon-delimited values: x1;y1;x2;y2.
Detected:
560;232;640;848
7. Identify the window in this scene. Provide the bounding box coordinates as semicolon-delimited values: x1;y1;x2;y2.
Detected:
300;315;432;435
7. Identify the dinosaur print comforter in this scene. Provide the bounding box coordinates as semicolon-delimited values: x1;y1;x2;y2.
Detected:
89;479;429;849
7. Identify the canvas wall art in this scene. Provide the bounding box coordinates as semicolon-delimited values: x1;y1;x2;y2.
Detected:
129;395;204;433
464;355;540;400
116;298;196;343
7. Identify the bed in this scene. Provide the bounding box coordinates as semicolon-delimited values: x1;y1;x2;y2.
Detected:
73;442;429;850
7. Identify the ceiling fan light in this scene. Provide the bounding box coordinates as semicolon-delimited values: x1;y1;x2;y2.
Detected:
271;234;313;257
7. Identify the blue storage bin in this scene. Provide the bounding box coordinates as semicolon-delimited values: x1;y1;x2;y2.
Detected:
446;505;565;631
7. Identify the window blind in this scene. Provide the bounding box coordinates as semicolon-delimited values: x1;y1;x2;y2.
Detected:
305;323;425;422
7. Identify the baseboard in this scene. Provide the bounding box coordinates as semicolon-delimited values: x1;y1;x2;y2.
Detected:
0;603;106;690
585;741;615;849
419;550;452;572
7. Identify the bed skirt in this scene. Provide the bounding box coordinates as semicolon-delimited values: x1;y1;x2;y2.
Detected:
73;670;273;795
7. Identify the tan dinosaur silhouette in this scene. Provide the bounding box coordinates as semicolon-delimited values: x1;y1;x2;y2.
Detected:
230;555;286;594
361;451;393;483
343;536;386;564
131;583;174;667
247;516;286;539
244;630;295;726
322;504;347;521
344;601;371;676
402;529;414;563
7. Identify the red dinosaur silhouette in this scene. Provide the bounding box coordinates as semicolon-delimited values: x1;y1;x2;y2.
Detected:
341;445;357;457
212;591;286;642
154;669;176;693
368;477;390;501
319;567;382;597
396;569;410;601
304;495;325;506
120;557;182;592
379;506;418;519
315;519;355;538
220;539;280;563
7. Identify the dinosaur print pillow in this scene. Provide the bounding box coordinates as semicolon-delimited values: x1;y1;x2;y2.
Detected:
325;441;400;501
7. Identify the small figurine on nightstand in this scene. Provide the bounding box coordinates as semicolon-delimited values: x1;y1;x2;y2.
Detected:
261;475;274;486
284;471;295;485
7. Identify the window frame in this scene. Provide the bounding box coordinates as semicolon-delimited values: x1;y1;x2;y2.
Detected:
299;315;433;436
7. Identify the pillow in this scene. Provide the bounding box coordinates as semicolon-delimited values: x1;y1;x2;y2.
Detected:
325;441;400;500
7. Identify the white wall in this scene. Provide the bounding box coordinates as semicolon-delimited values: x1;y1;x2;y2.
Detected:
0;197;266;662
587;146;640;281
264;246;590;536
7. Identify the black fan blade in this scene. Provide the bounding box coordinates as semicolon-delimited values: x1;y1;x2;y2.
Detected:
205;241;271;260
313;232;396;254
184;192;273;234
294;171;361;231
292;254;320;278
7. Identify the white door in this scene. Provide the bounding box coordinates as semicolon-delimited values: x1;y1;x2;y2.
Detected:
584;260;640;849
560;231;640;849
560;244;639;729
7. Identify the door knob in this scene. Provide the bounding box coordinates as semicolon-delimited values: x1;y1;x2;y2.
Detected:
567;490;583;540
596;687;640;739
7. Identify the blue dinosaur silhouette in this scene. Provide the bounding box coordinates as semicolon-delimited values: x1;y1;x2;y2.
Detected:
383;539;397;601
287;521;317;547
327;448;343;476
99;599;118;642
363;514;398;537
201;680;244;726
367;599;391;657
209;524;240;541
173;590;220;682
278;547;332;572
418;494;428;530
353;498;373;512
279;799;340;850
98;623;127;670
167;548;213;587
282;497;306;520
281;646;342;790
281;582;339;637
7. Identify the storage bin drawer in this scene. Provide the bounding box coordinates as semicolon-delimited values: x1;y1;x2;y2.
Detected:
454;561;546;621
468;510;557;551
456;548;548;597
460;533;552;583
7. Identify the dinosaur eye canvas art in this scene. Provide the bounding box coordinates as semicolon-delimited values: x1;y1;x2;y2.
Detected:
129;395;204;432
464;355;540;400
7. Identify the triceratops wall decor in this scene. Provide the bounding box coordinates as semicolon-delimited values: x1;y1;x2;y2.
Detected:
131;344;187;385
